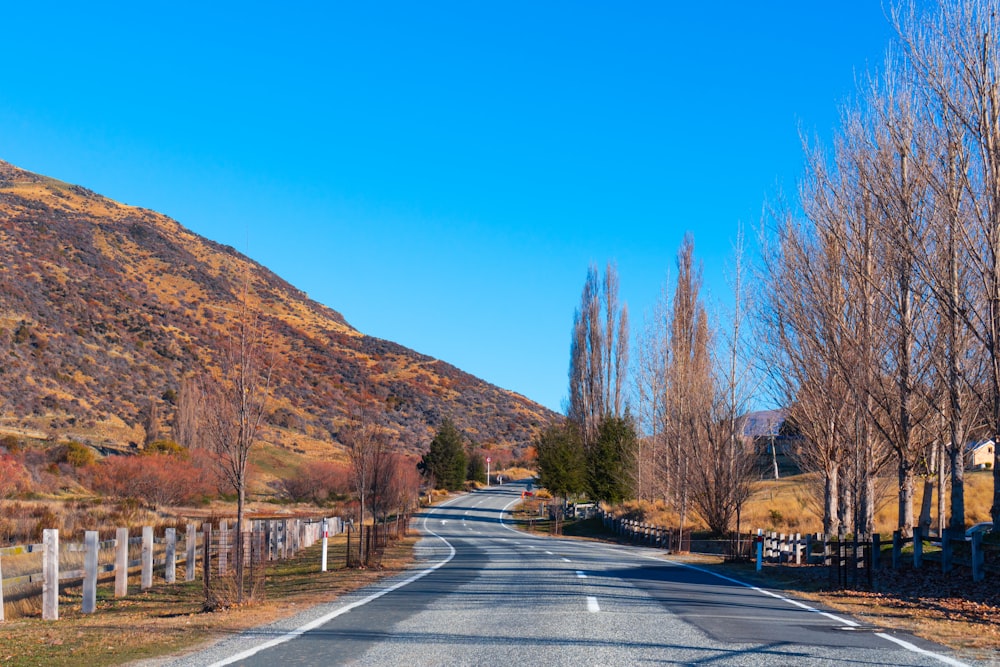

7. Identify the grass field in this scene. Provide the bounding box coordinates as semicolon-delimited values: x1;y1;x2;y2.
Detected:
609;470;996;536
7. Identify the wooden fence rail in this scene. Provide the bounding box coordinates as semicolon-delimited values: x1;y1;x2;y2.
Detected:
595;508;991;587
0;516;341;622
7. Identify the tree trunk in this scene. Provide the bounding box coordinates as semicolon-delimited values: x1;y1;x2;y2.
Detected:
918;476;934;534
949;446;966;531
898;460;915;538
824;464;839;536
236;484;245;603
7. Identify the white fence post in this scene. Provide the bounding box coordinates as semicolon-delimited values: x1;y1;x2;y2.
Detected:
0;547;6;622
321;518;329;573
165;528;176;584
115;527;128;597
219;521;228;576
186;523;196;582
42;528;58;620
83;530;98;614
141;526;153;590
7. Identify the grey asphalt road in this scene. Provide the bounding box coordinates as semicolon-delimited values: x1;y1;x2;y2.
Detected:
161;482;983;667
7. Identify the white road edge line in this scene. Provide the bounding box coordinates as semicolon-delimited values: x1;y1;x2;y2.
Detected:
620;548;970;667
586;596;600;612
498;496;968;667
204;495;462;667
875;633;970;667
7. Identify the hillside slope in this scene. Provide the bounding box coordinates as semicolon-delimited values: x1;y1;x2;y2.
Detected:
0;160;557;457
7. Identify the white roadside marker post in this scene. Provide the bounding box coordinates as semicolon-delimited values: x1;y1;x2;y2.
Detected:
321;518;329;573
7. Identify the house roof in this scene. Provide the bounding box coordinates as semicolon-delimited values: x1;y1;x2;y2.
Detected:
967;439;995;453
739;409;786;438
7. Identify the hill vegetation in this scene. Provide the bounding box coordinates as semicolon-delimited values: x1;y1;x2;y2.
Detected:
0;159;557;462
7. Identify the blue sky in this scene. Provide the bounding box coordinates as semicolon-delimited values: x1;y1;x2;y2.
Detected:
0;2;896;413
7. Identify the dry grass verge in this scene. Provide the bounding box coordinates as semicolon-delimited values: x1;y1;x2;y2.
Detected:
0;532;417;667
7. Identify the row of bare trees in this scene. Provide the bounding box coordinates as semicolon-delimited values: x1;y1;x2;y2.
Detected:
759;0;1000;538
628;235;757;540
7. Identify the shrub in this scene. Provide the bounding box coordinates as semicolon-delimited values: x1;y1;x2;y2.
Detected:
0;454;32;497
29;506;59;541
64;441;95;467
281;460;349;504
0;434;21;454
94;452;216;508
144;439;187;457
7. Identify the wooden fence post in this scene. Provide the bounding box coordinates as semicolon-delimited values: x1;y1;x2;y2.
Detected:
83;530;98;614
972;531;985;583
42;528;58;620
912;526;923;569
186;523;196;582
165;528;176;584
941;529;952;574
872;533;881;570
219;521;228;576
115;527;128;597
0;548;5;622
203;523;212;592
892;531;901;570
141;526;154;590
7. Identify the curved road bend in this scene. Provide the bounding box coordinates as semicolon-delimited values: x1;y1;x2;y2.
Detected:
164;482;977;667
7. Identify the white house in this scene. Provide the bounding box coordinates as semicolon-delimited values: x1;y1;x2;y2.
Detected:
966;439;996;470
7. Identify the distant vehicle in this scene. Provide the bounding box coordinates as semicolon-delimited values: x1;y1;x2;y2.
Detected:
966;522;993;540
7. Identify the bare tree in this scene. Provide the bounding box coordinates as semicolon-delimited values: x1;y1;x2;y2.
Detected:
894;0;1000;526
691;232;757;537
202;279;275;603
173;375;205;449
663;236;713;544
632;288;670;501
568;262;629;445
341;407;392;565
143;399;161;446
758;201;853;534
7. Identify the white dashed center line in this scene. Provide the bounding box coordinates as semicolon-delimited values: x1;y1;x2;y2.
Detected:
576;571;587;579
586;596;600;613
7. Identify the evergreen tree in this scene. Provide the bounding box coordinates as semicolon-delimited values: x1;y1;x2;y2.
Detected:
418;418;467;491
587;415;636;504
535;422;586;500
466;447;487;484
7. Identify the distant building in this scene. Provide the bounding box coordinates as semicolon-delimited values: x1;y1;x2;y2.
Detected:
966;439;996;470
738;409;801;476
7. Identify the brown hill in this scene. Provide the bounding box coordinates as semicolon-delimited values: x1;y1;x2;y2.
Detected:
0;159;557;458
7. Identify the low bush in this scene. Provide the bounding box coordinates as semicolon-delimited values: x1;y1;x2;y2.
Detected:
63;441;95;467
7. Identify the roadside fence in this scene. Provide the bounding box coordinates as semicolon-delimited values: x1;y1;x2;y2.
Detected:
595;509;992;589
0;516;342;622
753;527;990;588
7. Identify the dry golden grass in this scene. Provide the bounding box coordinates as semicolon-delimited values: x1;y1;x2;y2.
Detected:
596;471;996;537
743;471;996;535
497;467;535;481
